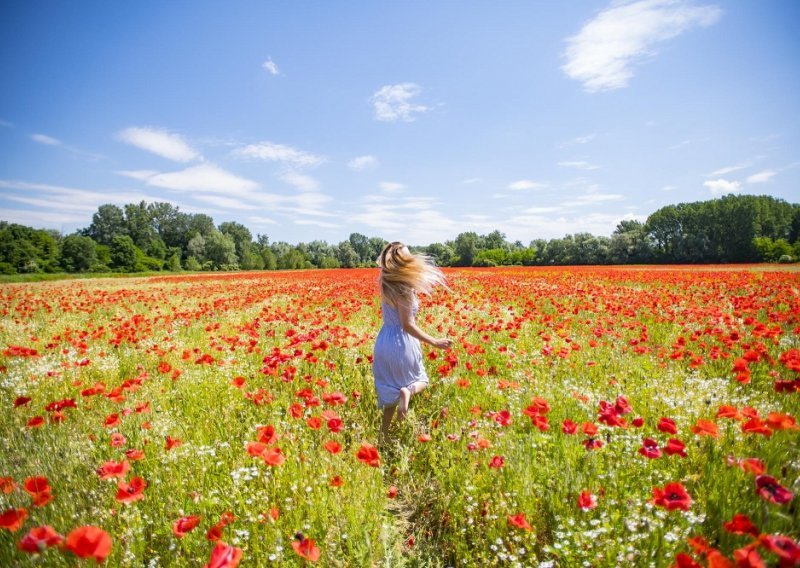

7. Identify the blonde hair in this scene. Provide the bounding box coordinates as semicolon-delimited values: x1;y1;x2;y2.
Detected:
377;242;447;307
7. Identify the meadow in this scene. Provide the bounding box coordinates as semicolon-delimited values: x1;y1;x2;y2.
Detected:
0;266;798;567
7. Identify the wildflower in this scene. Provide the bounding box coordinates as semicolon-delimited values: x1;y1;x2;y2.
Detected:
755;475;793;505
722;513;758;537
356;443;380;467
658;417;678;434
204;541;243;568
664;438;687;458
17;525;64;553
116;476;147;503
65;526;112;562
652;482;692;511
173;515;202;538
507;512;532;531
488;455;505;469
0;508;28;531
292;533;321;562
639;438;662;459
578;491;597;511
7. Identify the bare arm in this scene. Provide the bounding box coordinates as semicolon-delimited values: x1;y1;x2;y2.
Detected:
397;296;453;350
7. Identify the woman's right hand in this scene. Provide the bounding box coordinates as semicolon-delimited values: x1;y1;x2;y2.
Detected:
433;338;453;350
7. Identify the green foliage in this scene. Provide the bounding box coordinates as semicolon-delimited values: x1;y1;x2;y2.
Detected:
60;234;97;272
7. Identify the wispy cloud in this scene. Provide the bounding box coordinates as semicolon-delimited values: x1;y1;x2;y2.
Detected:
118;126;200;162
379;182;405;193
128;163;260;195
745;170;775;184
563;0;722;92
262;57;280;75
234;141;325;168
558;133;596;148
704;178;741;195
557;160;600;170
508;180;547;191
371;83;430;122
280;171;319;191
31;133;61;146
348;155;379;171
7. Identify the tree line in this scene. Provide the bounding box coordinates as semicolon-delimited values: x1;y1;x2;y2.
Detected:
1;194;798;275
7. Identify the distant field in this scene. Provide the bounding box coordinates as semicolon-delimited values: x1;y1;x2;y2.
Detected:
1;266;798;567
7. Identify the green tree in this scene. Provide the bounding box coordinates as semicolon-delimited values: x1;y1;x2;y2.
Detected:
219;221;253;266
453;232;480;266
335;241;359;268
110;235;140;271
61;234;97;272
87;204;127;246
205;230;238;269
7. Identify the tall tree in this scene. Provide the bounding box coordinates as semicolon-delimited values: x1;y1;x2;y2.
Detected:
88;204;127;246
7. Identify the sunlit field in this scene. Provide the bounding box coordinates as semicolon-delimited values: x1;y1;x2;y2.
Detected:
1;266;798;567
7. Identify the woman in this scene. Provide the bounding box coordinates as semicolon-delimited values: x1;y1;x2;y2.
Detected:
373;242;453;436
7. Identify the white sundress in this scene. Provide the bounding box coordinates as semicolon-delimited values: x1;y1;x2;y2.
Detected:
372;297;429;408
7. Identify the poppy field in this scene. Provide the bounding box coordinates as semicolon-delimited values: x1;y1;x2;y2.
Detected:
1;266;799;567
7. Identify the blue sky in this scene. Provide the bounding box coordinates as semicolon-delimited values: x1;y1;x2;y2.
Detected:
1;1;798;245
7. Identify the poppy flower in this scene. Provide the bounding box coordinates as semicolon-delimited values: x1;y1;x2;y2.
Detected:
0;508;28;531
330;475;344;487
741;418;772;437
291;534;321;562
125;448;145;461
578;491;597;511
488;455;505;469
758;534;800;566
23;477;52;507
306;416;322;430
109;433;126;447
731;545;764;568
173;515;202;538
722;513;758;537
690;419;719;438
27;416;45;428
327;418;343;433
582;422;598;436
261;447;286;467
356;443;380;467
673;552;702;568
65;526;112;562
716;405;742;421
116;477;147;503
652;482;692;511
507;512;532;531
639;438;662;459
739;457;766;476
562;419;578;434
204;541;243;568
103;413;120;428
664;438;687;458
493;410;512;427
165;436;183;451
755;475;793;505
418;433;432;443
14;396;31;408
765;412;798;431
387;486;398;499
0;477;17;494
658;417;678;434
17;525;64;553
96;460;130;480
256;424;277;445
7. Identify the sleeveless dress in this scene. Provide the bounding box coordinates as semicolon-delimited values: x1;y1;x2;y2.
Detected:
372;296;429;408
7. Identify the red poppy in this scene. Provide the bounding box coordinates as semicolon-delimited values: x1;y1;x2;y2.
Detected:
204;541;243;568
765;412;798;431
739;457;766;476
578;490;597;511
330;475;344;487
562;419;578;434
507;512;532;531
731;545;765;568
673;552;702;568
664;438;687;458
706;550;736;568
758;534;800;566
17;525;64;553
262;447;286;467
658;417;678;434
14;396;31;408
0;508;28;531
639;438;662;459
690;419;719;438
291;534;321;562
173;515;202;538
306;416;322;430
256;424;278;445
165;435;183;451
716;405;742;421
116;476;147;503
582;422;598;436
65;526;112;562
755;475;793;505
27;416;45;428
387;486;398;499
125;448;145;461
96;460;130;480
323;440;341;454
109;433;126;447
103;413;120;428
741;418;772;437
327;418;343;433
0;477;17;494
494;409;512;427
652;482;692;511
356;443;380;467
23;477;52;507
418;433;432;443
722;513;758;537
488;455;505;469
230;376;245;388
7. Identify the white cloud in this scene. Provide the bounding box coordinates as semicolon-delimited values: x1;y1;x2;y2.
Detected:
558;133;596;148
562;0;722;92
348;155;379;171
118;126;199;162
280;171;319;191
745;170;776;184
262;57;280;75
371;83;430;122
116;169;160;181
234;141;325;168
247;215;277;226
193;194;259;211
294;219;340;229
710;164;746;176
557;160;600;170
522;206;563;214
704;178;741;195
31;133;61;146
379;182;405;193
508;180;547;191
143;163;260;194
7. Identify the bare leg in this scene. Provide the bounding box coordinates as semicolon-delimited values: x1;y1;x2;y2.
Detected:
397;381;427;420
380;405;396;439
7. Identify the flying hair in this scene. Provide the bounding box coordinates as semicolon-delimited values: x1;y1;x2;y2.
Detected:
377;242;448;307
